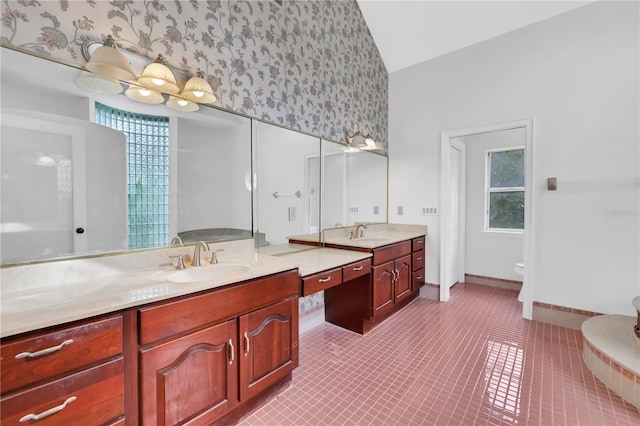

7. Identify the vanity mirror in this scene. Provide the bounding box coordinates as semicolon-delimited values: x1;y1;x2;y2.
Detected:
1;47;252;264
321;139;388;233
254;121;321;247
1;46;389;264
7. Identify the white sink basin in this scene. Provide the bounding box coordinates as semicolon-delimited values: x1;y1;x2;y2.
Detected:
166;264;251;283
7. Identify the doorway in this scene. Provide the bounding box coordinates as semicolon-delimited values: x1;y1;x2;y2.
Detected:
440;119;534;319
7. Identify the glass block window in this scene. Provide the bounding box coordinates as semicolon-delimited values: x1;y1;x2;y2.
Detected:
486;147;525;231
95;103;170;249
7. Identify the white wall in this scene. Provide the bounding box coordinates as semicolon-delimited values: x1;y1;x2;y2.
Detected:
177;119;252;233
459;128;525;281
388;1;639;315
255;122;320;245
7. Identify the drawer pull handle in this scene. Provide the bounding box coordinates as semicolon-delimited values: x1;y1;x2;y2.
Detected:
417;275;423;280
20;396;77;422
318;277;331;283
352;266;364;271
228;339;234;365
244;332;250;356
15;339;74;359
416;257;423;260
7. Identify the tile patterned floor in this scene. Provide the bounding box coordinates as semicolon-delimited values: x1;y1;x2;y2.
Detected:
239;284;640;425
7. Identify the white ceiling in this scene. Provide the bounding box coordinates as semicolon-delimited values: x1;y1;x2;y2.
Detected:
357;0;595;73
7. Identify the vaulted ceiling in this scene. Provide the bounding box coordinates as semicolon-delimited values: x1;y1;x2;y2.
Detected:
357;0;595;73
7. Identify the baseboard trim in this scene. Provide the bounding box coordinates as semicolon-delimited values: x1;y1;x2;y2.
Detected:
532;301;602;330
464;274;522;291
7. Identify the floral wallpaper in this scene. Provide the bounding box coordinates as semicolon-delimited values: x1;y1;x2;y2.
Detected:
1;0;388;148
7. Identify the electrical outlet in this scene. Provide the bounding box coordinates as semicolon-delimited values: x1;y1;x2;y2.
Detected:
348;206;359;214
421;206;439;216
397;206;403;215
288;207;296;221
373;205;379;215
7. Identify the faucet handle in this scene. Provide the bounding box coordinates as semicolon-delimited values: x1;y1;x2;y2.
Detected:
169;255;186;270
210;249;225;264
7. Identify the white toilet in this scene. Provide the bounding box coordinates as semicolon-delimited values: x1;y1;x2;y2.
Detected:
514;263;524;278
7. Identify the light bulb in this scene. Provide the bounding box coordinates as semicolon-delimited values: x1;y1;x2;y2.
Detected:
151;77;165;86
193;90;204;98
177;99;188;106
139;88;151;96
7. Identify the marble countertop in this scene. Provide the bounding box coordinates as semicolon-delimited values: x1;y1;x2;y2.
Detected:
289;223;427;250
1;250;298;338
272;246;372;277
1;241;374;338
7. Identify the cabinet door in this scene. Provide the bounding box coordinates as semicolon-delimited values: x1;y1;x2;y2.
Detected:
239;298;297;401
372;261;394;316
140;320;238;425
394;255;412;303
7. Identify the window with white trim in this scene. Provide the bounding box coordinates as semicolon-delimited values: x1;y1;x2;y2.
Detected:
485;147;524;232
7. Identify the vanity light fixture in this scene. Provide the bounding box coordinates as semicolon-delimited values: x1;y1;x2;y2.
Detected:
76;71;123;94
346;130;368;148
166;96;199;112
180;70;216;104
138;54;180;94
84;35;135;82
124;84;164;104
79;39;215;113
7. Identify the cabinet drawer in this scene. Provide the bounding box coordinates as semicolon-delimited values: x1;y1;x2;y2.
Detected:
1;314;123;393
139;270;298;345
302;268;342;296
412;268;425;292
412;250;425;272
372;241;411;266
343;259;371;282
412;236;425;252
1;357;125;425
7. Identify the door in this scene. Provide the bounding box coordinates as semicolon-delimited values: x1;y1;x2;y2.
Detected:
372;261;394;316
139;320;238;425
393;255;412;303
446;145;461;287
239;298;297;401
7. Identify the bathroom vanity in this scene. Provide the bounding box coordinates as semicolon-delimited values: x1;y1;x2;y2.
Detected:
0;240;302;425
0;228;429;425
289;224;428;334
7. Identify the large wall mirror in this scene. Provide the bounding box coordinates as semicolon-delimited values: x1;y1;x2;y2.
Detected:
254;121;321;247
1;47;252;264
1;46;389;265
321;140;388;233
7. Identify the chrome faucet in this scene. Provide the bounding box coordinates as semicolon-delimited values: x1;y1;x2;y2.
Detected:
210;248;224;264
352;223;368;239
170;236;184;246
191;241;209;267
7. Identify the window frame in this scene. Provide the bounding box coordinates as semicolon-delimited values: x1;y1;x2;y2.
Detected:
484;146;525;234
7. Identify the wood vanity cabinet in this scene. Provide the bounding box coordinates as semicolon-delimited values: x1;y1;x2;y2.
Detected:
372;254;411;317
0;314;125;425
325;236;426;334
137;269;299;425
411;236;426;292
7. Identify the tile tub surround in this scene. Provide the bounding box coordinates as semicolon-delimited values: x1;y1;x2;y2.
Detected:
582;314;640;410
1;239;299;338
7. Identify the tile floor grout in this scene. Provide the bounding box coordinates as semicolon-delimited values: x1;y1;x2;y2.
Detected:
239;283;640;425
